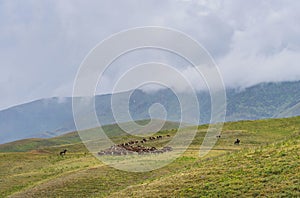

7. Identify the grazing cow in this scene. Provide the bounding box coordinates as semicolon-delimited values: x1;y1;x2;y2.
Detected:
166;135;170;137
60;149;67;156
234;139;240;145
150;147;157;152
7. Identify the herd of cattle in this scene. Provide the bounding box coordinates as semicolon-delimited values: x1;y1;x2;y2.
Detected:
59;134;241;156
98;135;172;156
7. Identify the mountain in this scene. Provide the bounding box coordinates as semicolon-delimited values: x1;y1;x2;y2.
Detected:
0;81;300;144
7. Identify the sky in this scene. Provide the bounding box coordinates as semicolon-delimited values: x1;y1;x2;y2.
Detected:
1;0;300;110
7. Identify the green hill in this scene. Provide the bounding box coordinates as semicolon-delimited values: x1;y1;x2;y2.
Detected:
0;119;180;153
113;133;300;197
0;117;299;197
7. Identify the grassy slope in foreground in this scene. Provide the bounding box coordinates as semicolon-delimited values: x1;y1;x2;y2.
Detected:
113;132;300;197
0;116;299;197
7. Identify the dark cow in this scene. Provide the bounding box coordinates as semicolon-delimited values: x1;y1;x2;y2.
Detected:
129;141;134;145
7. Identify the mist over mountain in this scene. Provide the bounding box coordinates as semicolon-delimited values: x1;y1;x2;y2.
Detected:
0;81;299;144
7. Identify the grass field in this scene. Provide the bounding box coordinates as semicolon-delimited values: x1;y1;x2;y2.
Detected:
0;117;299;197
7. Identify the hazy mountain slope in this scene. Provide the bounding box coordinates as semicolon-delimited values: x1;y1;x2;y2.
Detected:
0;98;75;143
0;81;300;144
226;81;300;120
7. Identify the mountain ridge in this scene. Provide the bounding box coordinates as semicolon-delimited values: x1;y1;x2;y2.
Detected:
0;80;300;144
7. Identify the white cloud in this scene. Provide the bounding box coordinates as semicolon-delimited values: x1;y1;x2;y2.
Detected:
0;0;300;109
217;0;300;88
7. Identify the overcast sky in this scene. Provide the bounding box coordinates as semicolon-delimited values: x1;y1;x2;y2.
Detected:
1;0;300;110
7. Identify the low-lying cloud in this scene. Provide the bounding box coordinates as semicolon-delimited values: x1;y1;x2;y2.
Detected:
0;0;300;109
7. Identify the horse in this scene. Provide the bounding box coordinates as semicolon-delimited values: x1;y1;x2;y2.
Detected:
234;139;240;145
60;149;67;156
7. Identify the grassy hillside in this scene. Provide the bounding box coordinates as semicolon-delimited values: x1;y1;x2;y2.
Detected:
0;117;299;197
113;133;300;197
0;119;180;152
